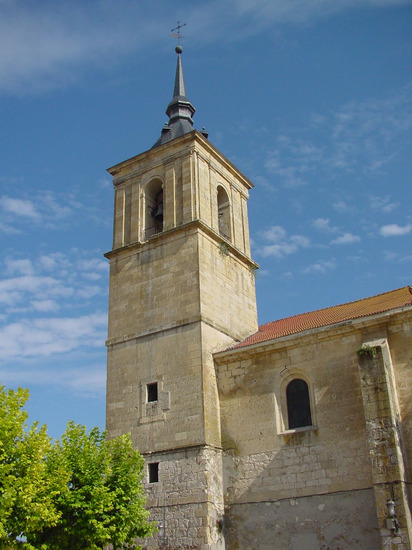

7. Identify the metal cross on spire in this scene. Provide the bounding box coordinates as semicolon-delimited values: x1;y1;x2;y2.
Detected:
171;21;186;46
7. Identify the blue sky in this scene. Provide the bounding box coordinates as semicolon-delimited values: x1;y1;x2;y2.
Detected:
0;0;411;439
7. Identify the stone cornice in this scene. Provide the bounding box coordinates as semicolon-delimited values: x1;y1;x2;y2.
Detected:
104;218;259;270
107;131;254;191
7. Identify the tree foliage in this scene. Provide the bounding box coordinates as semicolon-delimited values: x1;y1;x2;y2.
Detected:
0;386;155;550
0;386;63;549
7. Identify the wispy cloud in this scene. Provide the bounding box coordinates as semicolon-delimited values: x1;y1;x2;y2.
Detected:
258;225;310;258
31;299;60;313
5;258;35;276
0;2;156;95
265;137;323;187
329;90;412;172
332;200;357;214
0;313;107;361
0;274;72;307
0;251;108;313
264;84;412;187
312;218;338;233
0;190;103;234
0;364;106;397
0;0;409;95
369;195;399;213
2;196;41;220
0;248;109;392
303;258;336;274
380;223;412;237
330;233;361;245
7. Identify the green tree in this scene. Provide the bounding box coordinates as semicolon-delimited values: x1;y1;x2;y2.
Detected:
1;387;155;549
0;386;64;549
27;422;155;550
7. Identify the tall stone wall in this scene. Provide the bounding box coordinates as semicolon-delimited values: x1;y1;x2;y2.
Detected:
142;446;225;550
214;311;412;549
358;339;412;549
223;489;380;549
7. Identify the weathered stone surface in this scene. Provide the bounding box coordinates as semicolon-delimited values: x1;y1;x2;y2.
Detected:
106;131;412;549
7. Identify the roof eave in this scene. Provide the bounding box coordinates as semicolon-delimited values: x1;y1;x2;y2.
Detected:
214;304;412;360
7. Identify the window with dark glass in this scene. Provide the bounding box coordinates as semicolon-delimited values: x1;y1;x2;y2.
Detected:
148;462;159;483
147;382;158;403
286;378;312;429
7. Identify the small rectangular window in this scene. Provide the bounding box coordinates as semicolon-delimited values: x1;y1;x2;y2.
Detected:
148;462;159;483
147;382;158;402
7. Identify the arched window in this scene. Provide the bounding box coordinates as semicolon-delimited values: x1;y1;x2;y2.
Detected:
286;379;312;429
217;186;232;241
144;179;163;239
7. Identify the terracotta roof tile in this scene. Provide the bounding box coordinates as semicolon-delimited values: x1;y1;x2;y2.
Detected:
230;286;412;351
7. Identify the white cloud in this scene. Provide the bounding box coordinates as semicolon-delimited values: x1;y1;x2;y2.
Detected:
0;275;73;307
259;225;310;258
312;218;337;233
369;195;399;213
261;226;287;242
38;252;72;273
0;313;107;360
332;200;355;214
330;233;361;245
0;221;21;234
77;258;108;273
383;250;399;261
1;196;41;220
380;223;412;237
0;191;87;233
31;299;60;313
0;365;106;397
5;258;34;276
291;235;311;247
0;250;107;314
76;285;102;300
303;259;336;274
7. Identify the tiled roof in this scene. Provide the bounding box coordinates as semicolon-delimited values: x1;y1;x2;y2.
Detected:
230;286;412;351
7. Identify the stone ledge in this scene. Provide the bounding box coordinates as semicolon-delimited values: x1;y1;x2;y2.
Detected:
279;425;318;436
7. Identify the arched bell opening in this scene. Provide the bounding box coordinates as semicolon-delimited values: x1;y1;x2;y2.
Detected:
217;185;232;242
144;179;164;239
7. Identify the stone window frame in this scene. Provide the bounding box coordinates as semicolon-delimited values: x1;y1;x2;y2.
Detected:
139;375;170;425
274;367;317;435
147;382;158;403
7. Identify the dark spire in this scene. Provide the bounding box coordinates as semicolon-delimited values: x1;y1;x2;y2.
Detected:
152;46;196;148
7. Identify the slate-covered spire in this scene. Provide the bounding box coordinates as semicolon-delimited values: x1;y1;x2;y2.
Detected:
152;45;196;148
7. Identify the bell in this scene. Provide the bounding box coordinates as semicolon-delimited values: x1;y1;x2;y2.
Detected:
153;203;163;222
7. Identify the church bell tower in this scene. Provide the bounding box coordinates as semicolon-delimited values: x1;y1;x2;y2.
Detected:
105;46;258;549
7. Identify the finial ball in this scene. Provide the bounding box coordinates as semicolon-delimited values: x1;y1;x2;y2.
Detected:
175;45;183;54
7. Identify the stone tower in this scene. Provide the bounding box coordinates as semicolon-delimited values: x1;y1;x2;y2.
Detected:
105;47;258;549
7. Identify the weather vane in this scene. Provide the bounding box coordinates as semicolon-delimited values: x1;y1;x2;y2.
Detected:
171;21;186;46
